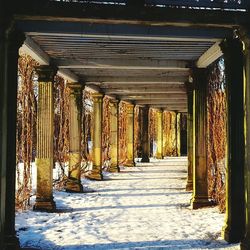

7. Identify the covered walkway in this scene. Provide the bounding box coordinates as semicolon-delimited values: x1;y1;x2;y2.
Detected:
16;158;238;249
1;1;250;249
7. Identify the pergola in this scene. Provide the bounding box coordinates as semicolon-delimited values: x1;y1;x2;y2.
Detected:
1;0;250;249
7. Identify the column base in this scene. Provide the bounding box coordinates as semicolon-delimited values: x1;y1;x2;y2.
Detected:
4;234;20;250
85;170;103;181
241;232;250;250
185;180;193;191
124;161;135;167
156;154;163;159
222;223;244;243
190;196;213;209
108;165;120;173
33;198;56;212
65;179;83;193
141;156;150;163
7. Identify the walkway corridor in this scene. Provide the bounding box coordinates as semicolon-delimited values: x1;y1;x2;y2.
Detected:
16;158;239;249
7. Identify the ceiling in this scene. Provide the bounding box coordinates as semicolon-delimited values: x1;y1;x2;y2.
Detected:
18;18;228;112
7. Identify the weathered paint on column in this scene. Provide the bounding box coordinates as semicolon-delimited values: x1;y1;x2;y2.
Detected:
156;109;163;159
1;25;24;249
176;112;181;157
86;93;104;180
109;99;120;172
65;83;83;192
191;68;212;209
125;104;135;167
141;105;150;162
220;38;245;243
33;66;57;212
241;37;250;250
186;83;194;191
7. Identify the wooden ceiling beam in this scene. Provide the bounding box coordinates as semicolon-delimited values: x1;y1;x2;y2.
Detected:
85;75;188;83
196;42;223;68
54;58;190;70
119;93;187;100
135;100;187;105
104;89;186;95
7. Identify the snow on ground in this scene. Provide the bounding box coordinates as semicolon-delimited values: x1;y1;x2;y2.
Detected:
16;157;240;250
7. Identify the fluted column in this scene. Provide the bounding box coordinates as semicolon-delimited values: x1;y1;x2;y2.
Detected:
176;112;181;157
109;99;119;172
162;111;167;158
1;25;24;249
65;83;83;192
156;109;163;159
86;93;103;180
33;66;57;212
186;83;194;191
125;104;135;167
241;37;250;250
220;38;245;243
191;68;212;209
141;105;150;162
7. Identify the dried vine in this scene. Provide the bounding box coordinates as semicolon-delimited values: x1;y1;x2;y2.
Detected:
53;76;70;189
16;54;38;210
16;55;97;208
149;108;157;157
118;101;128;164
102;96;112;169
162;111;178;156
82;90;93;164
207;58;226;212
134;106;142;158
180;113;187;155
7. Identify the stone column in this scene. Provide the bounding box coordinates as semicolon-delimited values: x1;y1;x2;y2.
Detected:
156;109;163;159
176;112;181;156
65;83;83;193
125;104;135;167
162;111;167;158
0;25;5;250
190;68;211;209
1;25;24;249
220;38;245;243
86;93;103;180
109;99;119;172
241;37;250;250
33;65;57;212
141;105;150;162
186;83;194;191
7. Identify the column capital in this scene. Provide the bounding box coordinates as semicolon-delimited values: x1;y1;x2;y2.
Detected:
35;65;57;82
220;37;244;55
185;81;194;93
127;103;134;113
141;105;150;113
92;92;104;103
191;68;208;91
4;23;25;50
67;83;83;95
109;98;119;106
192;67;208;78
67;82;82;89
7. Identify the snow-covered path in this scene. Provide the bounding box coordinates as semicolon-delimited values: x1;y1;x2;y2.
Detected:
16;158;240;250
